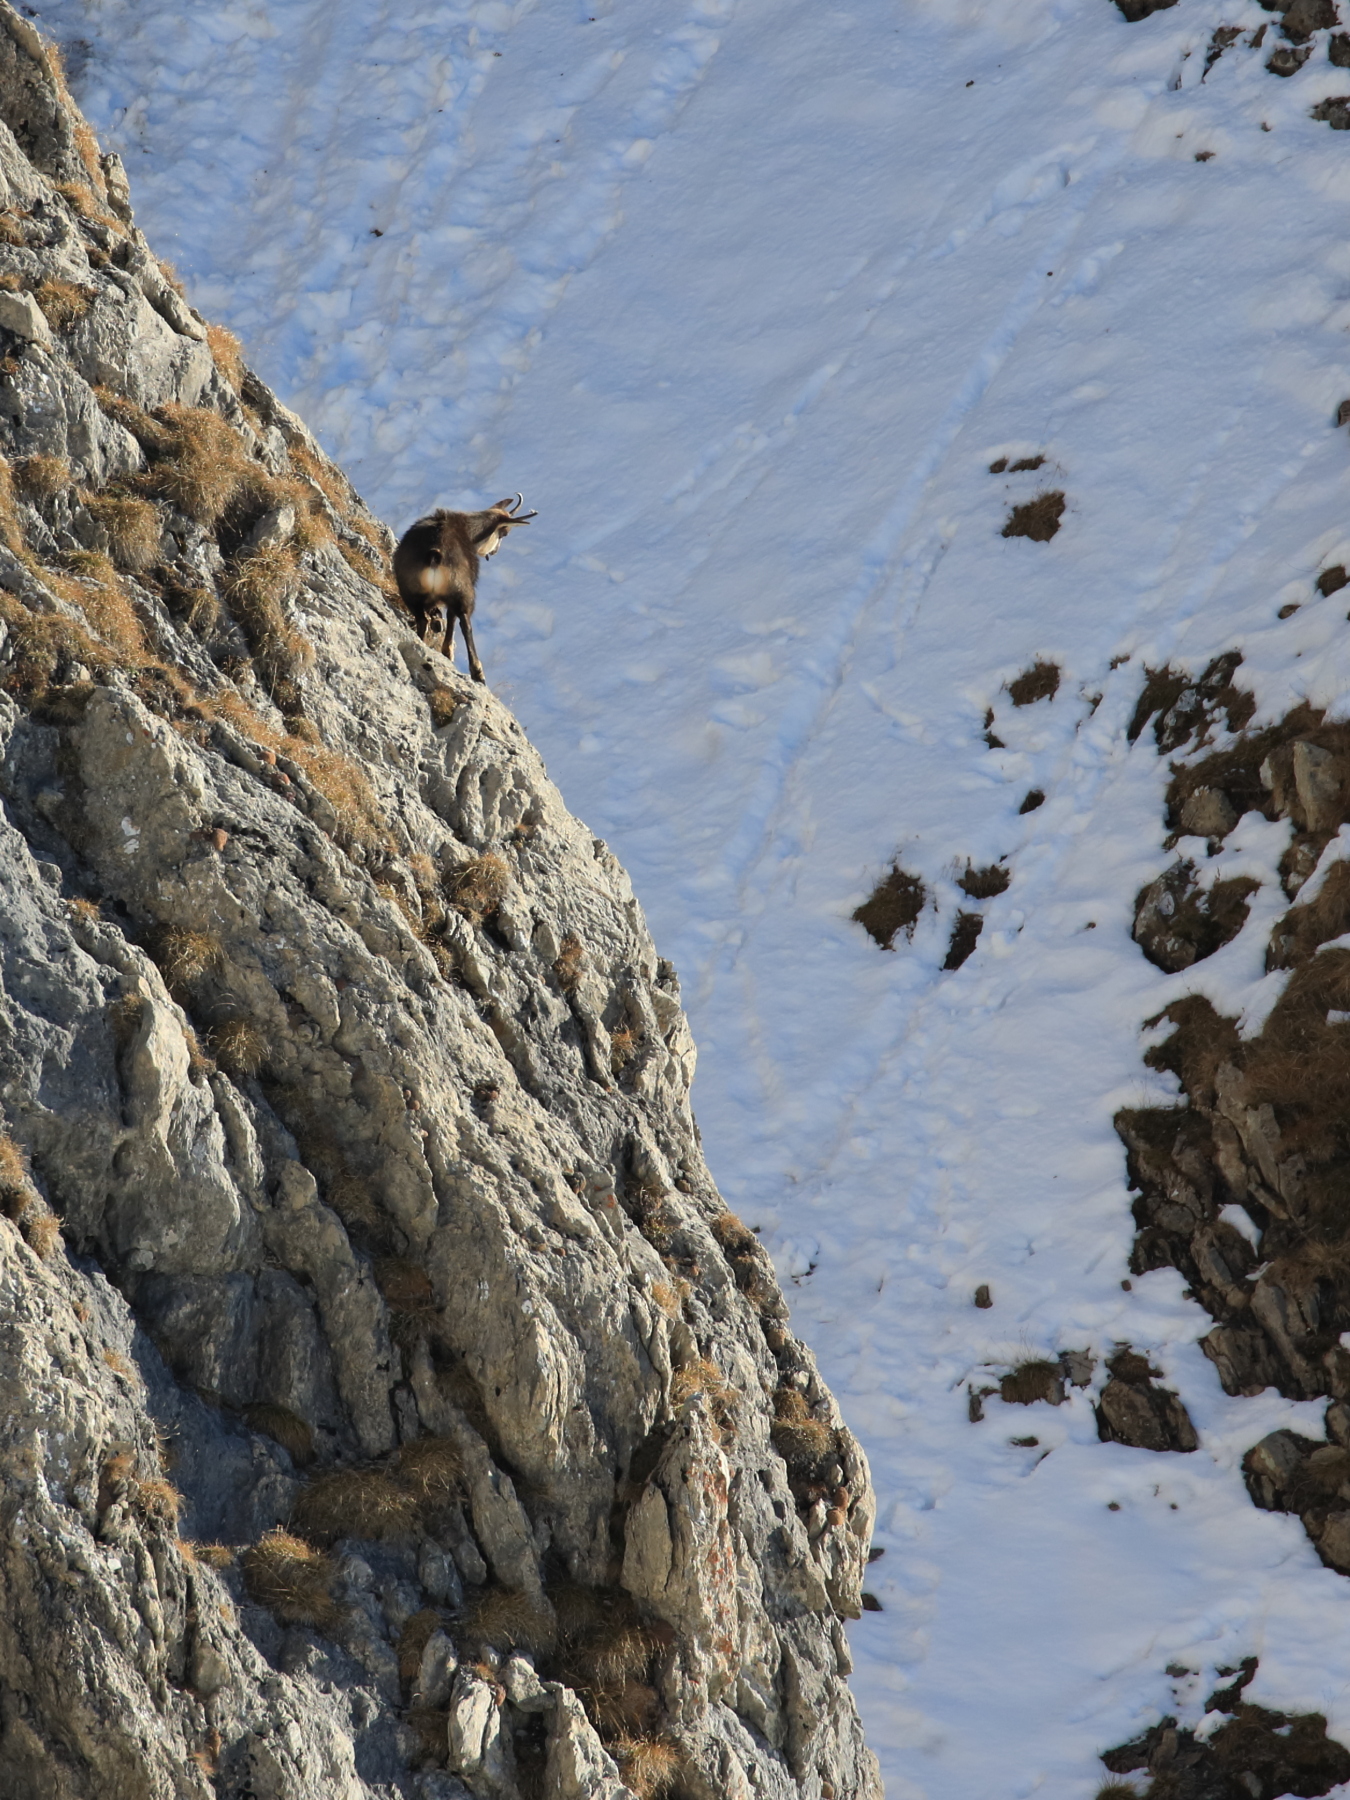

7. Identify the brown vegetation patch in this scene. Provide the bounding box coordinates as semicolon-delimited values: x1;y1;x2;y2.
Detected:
1001;492;1064;542
206;323;245;390
291;1467;418;1546
1267;861;1350;970
463;1588;556;1655
12;454;70;499
670;1357;737;1439
33;277;97;332
1008;660;1060;706
1128;651;1254;755
554;931;585;992
210;1016;268;1079
1018;789;1045;814
998;1360;1065;1406
958;862;1010;899
427;683;457;728
611;1737;682;1798
147;924;220;990
79;492;163;572
942;912;983;971
852;863;925;948
1101;1688;1350;1799
241;1402;314;1468
446;852;509;920
393;1437;464;1504
1318;565;1348;597
241;1528;340;1630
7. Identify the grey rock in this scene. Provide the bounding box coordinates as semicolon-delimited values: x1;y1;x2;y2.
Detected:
0;11;880;1800
0;285;49;347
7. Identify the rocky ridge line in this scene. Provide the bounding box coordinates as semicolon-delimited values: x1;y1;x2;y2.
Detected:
0;12;880;1799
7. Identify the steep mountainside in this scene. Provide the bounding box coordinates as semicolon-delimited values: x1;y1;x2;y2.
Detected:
0;12;879;1798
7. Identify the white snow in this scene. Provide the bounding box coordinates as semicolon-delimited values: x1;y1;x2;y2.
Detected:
34;0;1350;1790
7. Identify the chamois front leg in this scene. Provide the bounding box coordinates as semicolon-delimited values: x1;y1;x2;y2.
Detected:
460;610;486;683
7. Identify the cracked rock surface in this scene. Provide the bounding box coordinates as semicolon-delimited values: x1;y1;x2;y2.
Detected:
0;11;879;1797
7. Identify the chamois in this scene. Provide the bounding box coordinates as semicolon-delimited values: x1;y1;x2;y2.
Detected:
393;495;535;682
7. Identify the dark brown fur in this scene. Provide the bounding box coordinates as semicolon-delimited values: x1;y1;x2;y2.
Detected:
392;496;534;682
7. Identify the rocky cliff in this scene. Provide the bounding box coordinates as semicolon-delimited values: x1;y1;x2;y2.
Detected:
0;12;880;1797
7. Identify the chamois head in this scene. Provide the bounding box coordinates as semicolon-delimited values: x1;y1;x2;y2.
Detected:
471;494;537;560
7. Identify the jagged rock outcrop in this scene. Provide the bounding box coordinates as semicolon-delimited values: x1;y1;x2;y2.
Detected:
0;13;880;1798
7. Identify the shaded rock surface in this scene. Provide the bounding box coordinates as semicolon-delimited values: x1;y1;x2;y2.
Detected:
0;12;879;1799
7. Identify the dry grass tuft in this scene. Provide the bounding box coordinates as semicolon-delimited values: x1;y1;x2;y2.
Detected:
1007;660;1061;707
853;863;926;950
102;1348;133;1378
553;931;585;992
611;1738;683;1799
210;1016;268;1080
427;684;458;728
591;1682;660;1737
464;1587;556;1655
958;861;1010;900
0;1133;31;1204
12;454;70;499
195;1543;236;1570
133;1475;184;1528
206;323;246;390
149;403;254;525
770;1387;835;1469
34;277;97;331
393;1437;464;1504
291;1467;419;1546
446;853;510;920
375;1257;436;1315
22;1209;62;1258
241;1528;340;1629
670;1357;736;1437
81;491;162;572
580;1623;661;1691
1002;491;1065;542
148;925;220;989
242;1402;315;1468
397;1607;444;1685
49;551;149;666
999;1359;1065;1407
709;1211;758;1257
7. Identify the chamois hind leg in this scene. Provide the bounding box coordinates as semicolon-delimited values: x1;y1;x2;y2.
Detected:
460;611;485;684
439;609;457;666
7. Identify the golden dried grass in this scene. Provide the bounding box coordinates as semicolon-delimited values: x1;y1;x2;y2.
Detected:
670;1357;736;1437
241;1528;339;1629
33;277;97;331
397;1607;443;1684
446;852;510;920
242;1402;315;1468
81;492;162;572
611;1738;683;1799
51;551;149;665
464;1587;556;1655
291;1467;418;1546
150;404;253;525
149;925;220;989
12;455;70;499
553;932;585;992
206;323;245;390
210;1016;268;1079
394;1437;464;1505
427;684;458;728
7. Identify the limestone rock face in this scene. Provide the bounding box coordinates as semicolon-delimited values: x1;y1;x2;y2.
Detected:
0;10;879;1799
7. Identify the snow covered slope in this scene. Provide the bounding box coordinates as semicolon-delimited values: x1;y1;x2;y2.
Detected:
35;0;1350;1790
